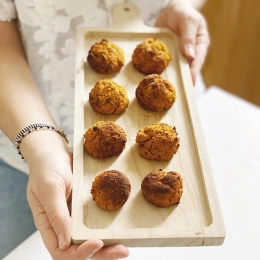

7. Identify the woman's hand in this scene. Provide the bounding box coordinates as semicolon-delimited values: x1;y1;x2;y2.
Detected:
25;132;129;260
155;0;210;84
0;19;129;260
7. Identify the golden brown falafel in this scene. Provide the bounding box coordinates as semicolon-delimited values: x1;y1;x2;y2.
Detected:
91;170;131;210
84;121;127;159
132;38;171;75
89;79;129;114
87;39;124;74
136;74;176;111
135;123;180;161
141;170;183;207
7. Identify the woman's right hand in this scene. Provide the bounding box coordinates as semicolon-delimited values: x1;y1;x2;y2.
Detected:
25;131;129;260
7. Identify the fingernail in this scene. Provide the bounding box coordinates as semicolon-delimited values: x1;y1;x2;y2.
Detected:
88;248;100;258
58;233;66;249
185;44;195;59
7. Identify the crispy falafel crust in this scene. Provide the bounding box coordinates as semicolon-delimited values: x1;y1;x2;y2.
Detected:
132;38;171;75
91;170;131;210
84;121;127;159
141;170;183;207
135;123;180;161
89;79;129;114
136;74;176;111
87;39;125;74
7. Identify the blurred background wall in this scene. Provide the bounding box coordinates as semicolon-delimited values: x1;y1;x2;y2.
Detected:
199;0;260;106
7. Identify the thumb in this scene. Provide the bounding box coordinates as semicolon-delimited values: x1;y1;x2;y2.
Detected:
40;176;72;251
178;17;198;61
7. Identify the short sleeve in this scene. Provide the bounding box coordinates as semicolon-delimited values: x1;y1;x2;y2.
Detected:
0;0;17;21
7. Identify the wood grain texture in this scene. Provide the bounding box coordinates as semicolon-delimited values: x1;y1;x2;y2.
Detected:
72;3;225;247
200;0;260;106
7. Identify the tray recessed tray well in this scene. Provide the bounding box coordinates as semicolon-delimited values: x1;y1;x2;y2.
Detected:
72;3;225;247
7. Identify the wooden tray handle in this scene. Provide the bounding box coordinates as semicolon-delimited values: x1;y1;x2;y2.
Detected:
111;3;148;31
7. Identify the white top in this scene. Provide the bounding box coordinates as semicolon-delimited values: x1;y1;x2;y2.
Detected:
4;86;260;259
0;0;167;174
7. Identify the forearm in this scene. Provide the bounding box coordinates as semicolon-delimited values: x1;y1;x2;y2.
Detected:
0;21;68;163
0;21;57;141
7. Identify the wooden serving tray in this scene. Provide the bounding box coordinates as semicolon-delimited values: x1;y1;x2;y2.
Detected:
72;3;225;247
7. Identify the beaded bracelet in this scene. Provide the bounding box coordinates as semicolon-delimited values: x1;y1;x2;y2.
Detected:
15;123;70;160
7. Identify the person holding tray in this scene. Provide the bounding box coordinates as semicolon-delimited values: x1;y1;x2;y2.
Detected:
0;0;209;259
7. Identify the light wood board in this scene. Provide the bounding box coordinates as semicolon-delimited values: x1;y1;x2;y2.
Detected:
72;3;225;247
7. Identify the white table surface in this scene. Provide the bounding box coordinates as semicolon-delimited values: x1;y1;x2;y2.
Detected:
4;86;260;260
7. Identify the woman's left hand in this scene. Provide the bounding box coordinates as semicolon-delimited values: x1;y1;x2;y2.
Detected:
155;0;210;84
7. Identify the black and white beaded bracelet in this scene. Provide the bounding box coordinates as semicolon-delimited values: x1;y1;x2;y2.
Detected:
14;123;70;159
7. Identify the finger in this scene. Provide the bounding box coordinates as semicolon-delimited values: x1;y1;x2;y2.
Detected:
154;12;166;28
37;173;72;250
52;240;128;260
27;187;59;252
74;239;104;259
178;14;200;61
50;239;104;260
190;43;206;84
190;21;210;83
91;244;129;260
29;192;105;260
